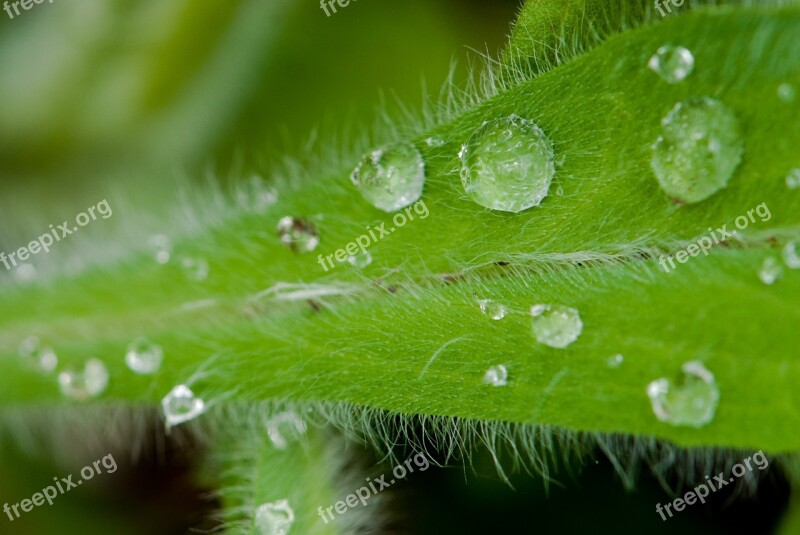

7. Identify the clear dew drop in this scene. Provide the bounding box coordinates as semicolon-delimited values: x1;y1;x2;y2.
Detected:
646;360;719;428
777;83;797;103
58;358;109;400
483;364;508;387
181;256;209;281
459;114;555;213
276;216;319;253
425;136;445;148
148;234;172;264
758;256;783;285
347;251;373;269
237;175;278;213
647;45;695;84
350;141;425;212
782;241;800;269
530;304;583;348
161;384;205;427
255;499;295;535
607;354;624;368
266;411;307;450
125;338;163;374
785;168;800;190
650;97;743;203
478;299;507;320
18;336;57;373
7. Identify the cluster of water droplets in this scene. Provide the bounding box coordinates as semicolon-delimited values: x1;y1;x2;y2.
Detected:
18;336;58;373
757;236;800;286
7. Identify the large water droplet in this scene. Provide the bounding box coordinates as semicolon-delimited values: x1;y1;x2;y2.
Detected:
58;359;109;400
276;217;319;252
648;45;694;84
650;97;743;203
162;384;205;427
237;175;278;213
782;241;800;269
483;364;508;387
181;256;209;281
148;234;172;264
777;83;797;103
785;168;800;190
530;304;582;348
18;336;58;373
647;361;719;427
125;338;163;374
255;499;295;535
478;299;507;320
758;256;782;285
266;411;307;450
347;251;373;269
350;141;425;212
459;114;555;213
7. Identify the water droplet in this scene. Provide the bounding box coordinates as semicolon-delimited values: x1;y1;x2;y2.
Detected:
276;217;319;252
758;256;783;285
425;136;445;148
530;304;582;348
181;256;209;281
478;299;507;320
650;97;743;203
125;338;163;374
58;359;109;400
785;168;800;190
148;234;172;264
255;499;294;535
648;45;694;84
646;360;719;427
483;364;508;387
782;241;800;269
266;411;307;450
347;251;373;269
237;175;278;213
350;141;425;212
18;336;57;372
13;263;37;283
162;384;205;427
777;83;797;103
459;114;555;213
607;354;624;368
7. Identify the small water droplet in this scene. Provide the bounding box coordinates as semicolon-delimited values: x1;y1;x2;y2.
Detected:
425;136;445;148
350;141;425;212
758;256;783;285
181;256;209;281
648;45;694;84
255;499;295;535
276;217;319;252
650;97;743;203
266;411;307;450
607;354;624;368
162;384;205;427
785;168;800;190
782;241;800;269
459;114;555;213
478;299;507;320
483;364;508;387
777;83;797;103
125;338;163;374
647;360;719;427
58;359;109;400
13;263;37;283
530;304;582;348
148;234;172;264
18;336;57;372
347;251;373;269
237;175;278;213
